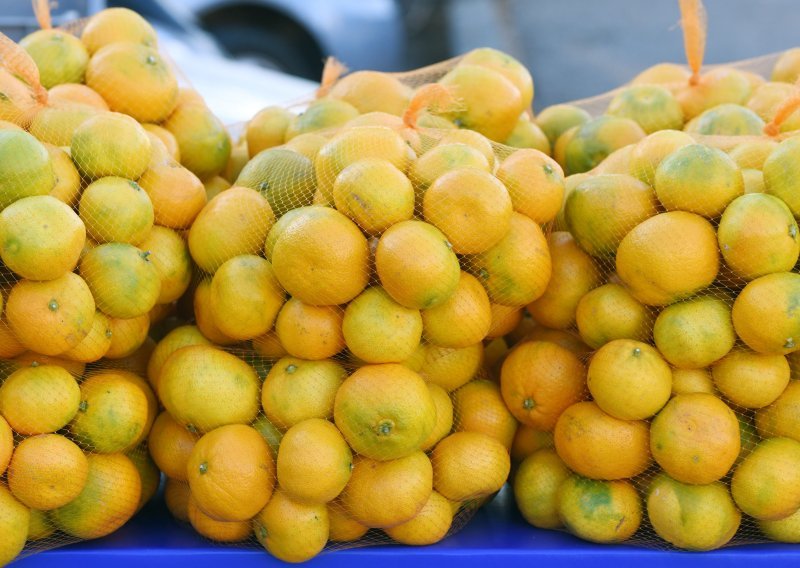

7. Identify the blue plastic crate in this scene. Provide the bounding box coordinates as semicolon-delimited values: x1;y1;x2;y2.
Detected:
13;488;799;567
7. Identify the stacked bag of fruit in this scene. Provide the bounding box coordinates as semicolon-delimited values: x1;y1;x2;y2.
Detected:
153;43;557;567
0;1;566;564
504;0;800;551
0;2;231;565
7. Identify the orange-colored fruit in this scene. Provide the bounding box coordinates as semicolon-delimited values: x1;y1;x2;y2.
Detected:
732;272;800;355
564;173;658;258
78;177;153;245
383;490;453;546
452;379;517;448
189;186;274;273
496;149;564;224
334;363;436;461
587;339;671;420
6;273;94;356
80;242;160;319
375;220;461;310
526;232;601;329
187;424;275;522
0;364;80;435
469;212;551;307
712;349;790;409
274;298;344;360
650;393;740;484
50;453;141;539
616;211;719;306
7;434;88;510
86;42;177;123
253;489;329;562
0;195;85;281
148;411;199;482
159;345;261;433
554;401;650;480
262;357;347;429
431;431;510;501
557;476;642;543
187;494;251;542
731;437;800;520
272;207;369;306
423;168;512;254
575;283;652;349
647;473;741;551
276;418;352;503
339;451;432;528
500;341;586;430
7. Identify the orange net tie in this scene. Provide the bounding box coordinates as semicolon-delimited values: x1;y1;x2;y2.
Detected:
402;83;461;129
33;0;53;30
679;0;707;86
764;79;800;137
316;56;347;98
0;32;48;106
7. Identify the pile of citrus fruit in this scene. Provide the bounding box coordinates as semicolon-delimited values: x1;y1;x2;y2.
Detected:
0;3;565;565
504;42;800;550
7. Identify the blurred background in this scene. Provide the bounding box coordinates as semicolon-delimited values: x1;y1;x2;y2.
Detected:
2;0;799;123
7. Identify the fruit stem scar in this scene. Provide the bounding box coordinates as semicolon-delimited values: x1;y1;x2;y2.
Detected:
523;398;535;410
48;299;59;311
785;338;795;349
141;250;152;260
376;419;394;436
633;347;641;356
78;400;88;412
259;181;270;191
186;424;197;433
30;361;39;367
146;54;157;64
790;225;798;239
286;364;297;374
199;462;208;474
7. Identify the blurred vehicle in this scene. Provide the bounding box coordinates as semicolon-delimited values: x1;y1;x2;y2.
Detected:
179;0;407;79
0;0;318;124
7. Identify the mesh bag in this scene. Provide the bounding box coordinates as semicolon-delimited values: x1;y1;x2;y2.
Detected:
507;0;800;552
0;2;230;565
0;2;558;565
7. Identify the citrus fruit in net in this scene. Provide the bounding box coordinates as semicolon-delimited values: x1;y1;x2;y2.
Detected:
6;272;95;356
78;177;153;245
431;431;510;502
452;379;518;449
253;489;329;563
650;393;740;484
159;345;260;433
274;298;345;360
558;476;641;543
615;211;719;306
261;357;346;430
50;453;141;539
0;129;54;207
587;339;671;420
276;418;352;504
339;451;432;528
731;436;800;520
554;401;650;480
375;219;462;310
646;473;741;551
86;42;177;123
80;242;161;319
81;7;157;54
272;207;369;306
469;212;551;307
342;286;423;363
0;364;80;435
732;272;800;355
333;158;415;236
334;363;435;461
187;423;275;522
